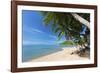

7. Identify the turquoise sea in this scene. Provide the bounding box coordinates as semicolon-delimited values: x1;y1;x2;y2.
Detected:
22;44;74;62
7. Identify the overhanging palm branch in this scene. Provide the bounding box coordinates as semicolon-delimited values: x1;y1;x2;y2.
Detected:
40;11;90;46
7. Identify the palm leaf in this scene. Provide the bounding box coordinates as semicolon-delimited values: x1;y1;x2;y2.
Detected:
43;12;54;25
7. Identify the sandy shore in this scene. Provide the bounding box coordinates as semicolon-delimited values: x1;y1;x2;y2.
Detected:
30;47;89;62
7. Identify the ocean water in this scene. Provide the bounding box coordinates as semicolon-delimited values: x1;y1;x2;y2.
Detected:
22;44;73;62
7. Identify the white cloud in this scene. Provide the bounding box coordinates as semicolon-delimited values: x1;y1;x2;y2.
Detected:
32;28;57;39
23;25;57;40
32;28;44;33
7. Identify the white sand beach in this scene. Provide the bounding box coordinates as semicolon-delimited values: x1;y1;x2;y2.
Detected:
30;47;89;62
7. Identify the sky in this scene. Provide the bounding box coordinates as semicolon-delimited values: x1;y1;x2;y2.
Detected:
22;10;66;45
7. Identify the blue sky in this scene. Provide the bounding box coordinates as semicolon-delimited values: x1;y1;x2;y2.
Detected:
22;10;66;45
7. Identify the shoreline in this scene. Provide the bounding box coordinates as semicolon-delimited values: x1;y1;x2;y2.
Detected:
30;47;89;62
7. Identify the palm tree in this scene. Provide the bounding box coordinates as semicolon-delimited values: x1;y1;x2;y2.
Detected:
41;12;90;40
71;13;90;29
40;11;90;56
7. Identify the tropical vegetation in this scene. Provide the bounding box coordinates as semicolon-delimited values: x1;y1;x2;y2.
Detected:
40;11;90;56
60;40;75;46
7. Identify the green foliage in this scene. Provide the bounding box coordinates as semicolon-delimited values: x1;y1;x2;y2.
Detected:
73;35;88;46
60;40;75;46
40;11;90;47
43;12;54;25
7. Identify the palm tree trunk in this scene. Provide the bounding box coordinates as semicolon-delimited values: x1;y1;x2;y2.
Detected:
71;13;90;29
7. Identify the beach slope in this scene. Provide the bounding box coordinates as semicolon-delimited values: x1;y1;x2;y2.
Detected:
30;47;89;62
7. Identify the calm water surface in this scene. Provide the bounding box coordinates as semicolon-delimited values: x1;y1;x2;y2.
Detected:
22;44;74;62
